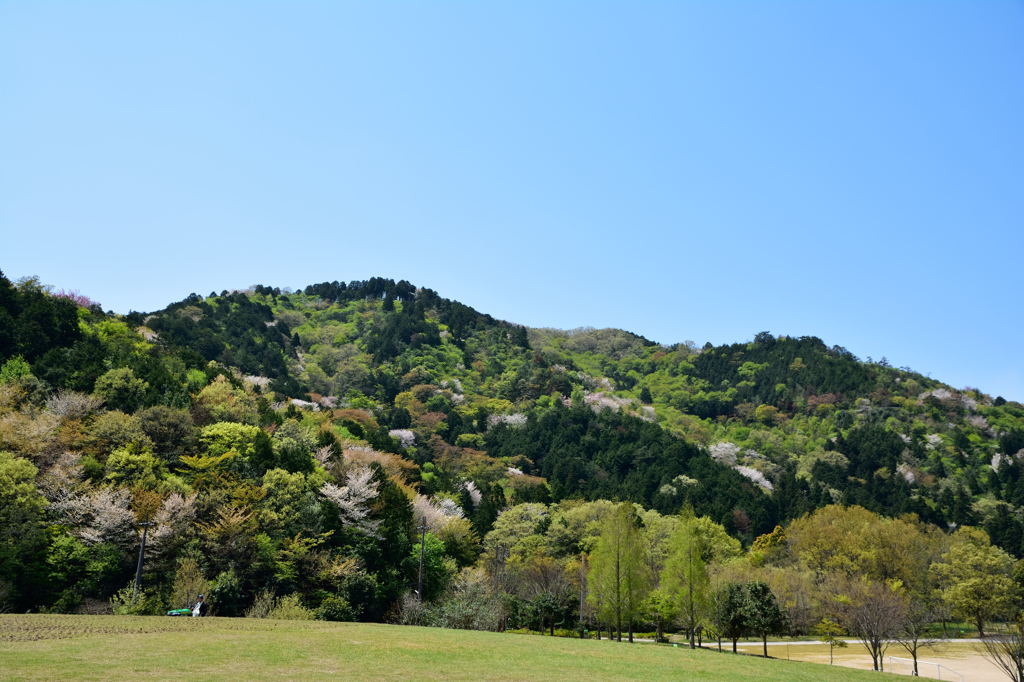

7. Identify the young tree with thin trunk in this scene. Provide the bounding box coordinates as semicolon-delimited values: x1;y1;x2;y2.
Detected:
814;618;847;665
661;509;710;649
587;502;651;642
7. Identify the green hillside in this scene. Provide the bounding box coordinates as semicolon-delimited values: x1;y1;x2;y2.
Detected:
125;276;1024;548
2;270;1024;663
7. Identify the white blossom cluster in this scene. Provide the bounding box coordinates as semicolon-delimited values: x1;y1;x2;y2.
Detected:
313;445;334;467
994;449;1024;471
576;373;614;391
487;413;527;429
709;442;740;466
462;480;482;508
436;497;463;518
658;474;699;497
583;392;632;412
920;388;954;402
441;378;463;394
319;466;380;537
735;465;774;492
708;443;779;492
145;493;198;558
38;452;85;501
243;375;272;388
925;434;943;449
412;494;465;531
967;415;990;431
56;487;136;548
389;429;416;448
896;462;917;484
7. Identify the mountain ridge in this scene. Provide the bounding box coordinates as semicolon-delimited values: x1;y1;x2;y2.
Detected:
3;271;1024;555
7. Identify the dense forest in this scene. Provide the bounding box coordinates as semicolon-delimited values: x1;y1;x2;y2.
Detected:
3;269;1024;670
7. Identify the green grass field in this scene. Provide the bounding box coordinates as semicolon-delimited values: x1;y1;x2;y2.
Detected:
0;615;905;681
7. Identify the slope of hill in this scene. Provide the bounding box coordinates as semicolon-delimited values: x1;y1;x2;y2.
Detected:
6;271;1024;548
130;277;1024;548
2;269;1024;621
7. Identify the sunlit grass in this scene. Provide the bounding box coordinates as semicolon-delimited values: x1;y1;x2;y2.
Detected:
0;615;905;681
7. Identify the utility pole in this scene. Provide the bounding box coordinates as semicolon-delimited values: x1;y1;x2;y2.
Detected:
133;521;156;598
416;524;428;601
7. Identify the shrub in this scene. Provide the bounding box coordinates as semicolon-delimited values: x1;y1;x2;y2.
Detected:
430;581;503;631
245;590;315;620
267;593;314;620
315;594;355;622
209;570;245;617
394;591;429;626
109;585;163;615
244;589;276;619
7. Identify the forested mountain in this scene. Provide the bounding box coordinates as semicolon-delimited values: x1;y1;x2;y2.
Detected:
2;269;1023;629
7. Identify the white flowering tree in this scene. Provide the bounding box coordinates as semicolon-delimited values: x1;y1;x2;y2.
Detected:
320;466;380;537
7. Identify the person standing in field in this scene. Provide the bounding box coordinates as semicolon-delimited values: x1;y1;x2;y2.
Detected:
192;594;208;617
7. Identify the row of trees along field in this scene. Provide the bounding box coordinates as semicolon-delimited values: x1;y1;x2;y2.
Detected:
3;270;1024;677
401;500;1023;675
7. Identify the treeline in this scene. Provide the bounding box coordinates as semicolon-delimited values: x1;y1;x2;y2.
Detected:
301;278;526;349
136;293;293;383
407;500;1021;675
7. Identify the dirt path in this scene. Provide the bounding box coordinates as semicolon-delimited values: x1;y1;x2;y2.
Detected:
734;640;1004;682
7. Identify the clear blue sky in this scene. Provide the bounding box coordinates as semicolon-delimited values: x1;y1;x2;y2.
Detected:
2;2;1022;400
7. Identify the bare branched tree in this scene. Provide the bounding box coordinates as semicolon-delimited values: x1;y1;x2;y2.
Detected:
841;579;908;672
983;621;1024;682
45;389;104;419
895;599;940;677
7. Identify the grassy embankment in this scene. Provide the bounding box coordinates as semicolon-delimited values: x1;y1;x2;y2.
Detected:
0;614;907;681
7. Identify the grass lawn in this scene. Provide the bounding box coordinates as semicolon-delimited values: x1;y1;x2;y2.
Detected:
0;615;906;681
